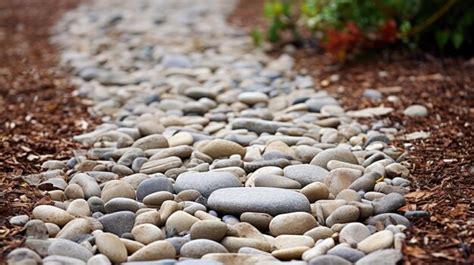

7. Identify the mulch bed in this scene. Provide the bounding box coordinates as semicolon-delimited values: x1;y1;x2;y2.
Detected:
0;0;99;260
230;1;474;264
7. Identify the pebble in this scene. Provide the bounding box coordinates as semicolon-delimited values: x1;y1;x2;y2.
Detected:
98;211;136;236
357;230;394;253
128;240;176;261
175;172;241;197
403;104;428;117
136;176;174;201
355;249;402;265
32;205;74;226
310;148;359;169
328;245;365;263
339;223;371;244
372;193;406;214
325;205;360;227
95;233;128;263
325;168;362;195
308;255;352;265
7;248;42;265
87;254;112;265
283;164;329;186
132;224;165;244
25;220;48;239
180;239;228;258
48;239;93;261
270;212;317;236
190;220;228;241
207;187;311;216
9;215;29;226
199;139;246;159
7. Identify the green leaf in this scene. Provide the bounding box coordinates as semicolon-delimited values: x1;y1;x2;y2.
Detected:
251;28;264;47
451;32;464;49
264;2;274;18
435;30;450;50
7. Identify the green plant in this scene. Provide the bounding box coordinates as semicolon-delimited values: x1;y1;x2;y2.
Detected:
263;0;300;43
251;28;264;47
261;0;474;57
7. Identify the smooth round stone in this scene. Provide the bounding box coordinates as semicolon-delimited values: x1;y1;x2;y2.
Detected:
165;211;200;235
25;220;48;239
132;224;165;244
310;148;358;170
308;255;351;265
168;132;194;147
385;163;409;178
305;97;339;112
301;182;330;202
87;254;112;265
101;180;135;203
175;172;241;197
69;173;101;199
238;92;269;105
325;168;362;195
304;227;334;242
283;165;329;186
326;205;360;227
357;230;394;253
273;235;315;250
335;189;361;202
137;121;165;136
132;134;169;150
221;237;272;253
327;160;365;173
43;255;86;265
372;193;406;214
270;212;317;236
120;238;145;255
64;184;85;199
96;233;128;263
190;220;227;241
56;218;92;239
356;249;402;265
339;223;371;244
88;197;105;213
180;239;228;258
9;215;29;226
136;177;174;202
140;156;182;174
207;187;311;216
128;240;176;261
240;212;272;231
253;174;301;189
327;245;365;263
98;211;135;236
105;197;140;213
143;191;174;207
302;238;335;261
32;205;74;226
48;239;93;261
272;246;310;260
199;139;246;159
403;104;428;117
175;189;201;202
366;213;410;227
7;248;42;265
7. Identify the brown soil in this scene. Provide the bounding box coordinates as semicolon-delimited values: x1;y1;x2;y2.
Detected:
230;1;474;264
0;0;99;260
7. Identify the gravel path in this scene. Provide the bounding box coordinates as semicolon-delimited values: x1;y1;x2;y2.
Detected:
7;1;420;264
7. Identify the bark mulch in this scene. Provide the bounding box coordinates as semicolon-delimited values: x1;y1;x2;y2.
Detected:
230;1;474;264
0;0;99;260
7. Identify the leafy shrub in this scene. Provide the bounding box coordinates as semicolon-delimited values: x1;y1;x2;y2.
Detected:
262;0;474;58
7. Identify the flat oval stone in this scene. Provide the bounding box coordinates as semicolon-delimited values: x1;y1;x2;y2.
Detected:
98;211;135;236
96;232;128;263
128;240;176;261
180;239;228;258
357;230;394;253
207;187;311;216
32;205;74;226
199;139;246;159
175;172;241;197
136;176;174;202
270;212;317;236
310;148;359;170
283;164;329;186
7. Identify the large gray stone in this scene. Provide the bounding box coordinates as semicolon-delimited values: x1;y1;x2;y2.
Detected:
207;187;311;216
310;148;358;170
98;211;135;236
283;164;329;186
175;172;241;197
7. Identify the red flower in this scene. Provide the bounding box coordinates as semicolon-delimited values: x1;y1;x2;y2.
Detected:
379;19;398;43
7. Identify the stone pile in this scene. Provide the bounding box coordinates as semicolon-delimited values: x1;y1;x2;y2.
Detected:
8;0;415;264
